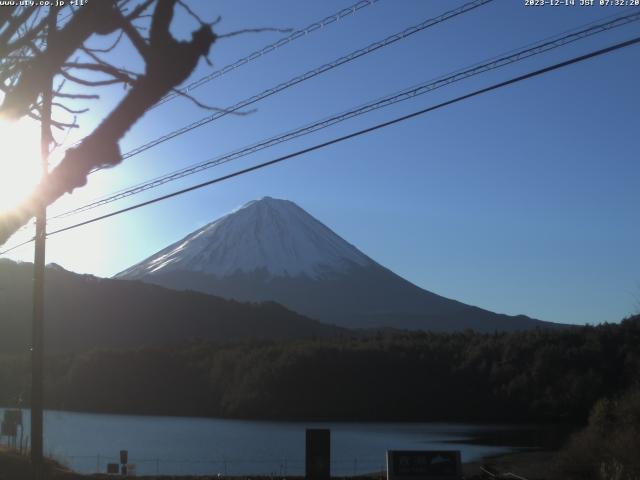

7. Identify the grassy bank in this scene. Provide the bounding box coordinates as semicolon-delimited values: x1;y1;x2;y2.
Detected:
0;447;85;480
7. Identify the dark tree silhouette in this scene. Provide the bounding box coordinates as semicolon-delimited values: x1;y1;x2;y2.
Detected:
0;0;218;247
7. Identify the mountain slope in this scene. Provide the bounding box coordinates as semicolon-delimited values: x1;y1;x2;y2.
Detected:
118;197;373;279
117;197;554;332
0;259;346;354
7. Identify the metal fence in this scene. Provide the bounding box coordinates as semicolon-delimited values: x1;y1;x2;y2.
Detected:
53;454;387;477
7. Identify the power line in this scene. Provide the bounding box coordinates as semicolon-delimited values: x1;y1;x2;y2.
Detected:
116;0;495;162
44;35;640;240
153;0;380;109
63;0;381;151
58;8;640;216
0;0;492;254
51;9;640;220
0;237;35;256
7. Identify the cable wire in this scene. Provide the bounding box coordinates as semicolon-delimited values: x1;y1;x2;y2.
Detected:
44;35;640;240
116;0;495;162
153;0;380;109
0;237;36;256
63;0;381;151
51;9;640;220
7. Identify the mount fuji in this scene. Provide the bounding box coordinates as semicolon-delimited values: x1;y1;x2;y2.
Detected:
117;197;552;332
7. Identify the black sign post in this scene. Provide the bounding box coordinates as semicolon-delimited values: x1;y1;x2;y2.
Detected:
2;409;21;447
119;450;129;475
387;450;462;480
306;429;330;480
1;420;17;437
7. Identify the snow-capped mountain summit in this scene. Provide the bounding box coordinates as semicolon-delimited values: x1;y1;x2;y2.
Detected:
117;197;553;332
118;197;373;279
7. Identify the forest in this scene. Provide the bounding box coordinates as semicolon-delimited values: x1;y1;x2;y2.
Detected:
0;314;639;424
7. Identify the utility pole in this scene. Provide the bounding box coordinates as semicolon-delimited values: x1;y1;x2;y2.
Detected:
31;7;55;480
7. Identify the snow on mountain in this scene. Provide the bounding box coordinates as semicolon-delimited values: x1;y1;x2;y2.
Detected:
117;197;553;332
118;197;374;280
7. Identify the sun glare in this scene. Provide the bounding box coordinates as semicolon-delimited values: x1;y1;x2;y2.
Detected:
0;118;42;211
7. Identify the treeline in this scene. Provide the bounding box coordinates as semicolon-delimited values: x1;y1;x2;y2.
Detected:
1;315;639;423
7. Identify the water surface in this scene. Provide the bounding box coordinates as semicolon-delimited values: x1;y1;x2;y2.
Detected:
1;408;535;476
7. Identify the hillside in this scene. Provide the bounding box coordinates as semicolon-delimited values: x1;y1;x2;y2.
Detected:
0;259;346;354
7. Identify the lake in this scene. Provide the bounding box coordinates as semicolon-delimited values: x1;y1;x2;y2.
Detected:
0;408;543;476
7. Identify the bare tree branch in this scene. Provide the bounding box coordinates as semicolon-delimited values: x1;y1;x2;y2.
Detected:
63;61;139;85
117;10;151;60
0;0;217;246
60;70;126;87
0;6;38;49
125;0;157;21
0;12;48;58
28;109;78;130
0;5;18;32
83;30;125;54
177;0;216;27
51;102;89;115
217;27;292;39
54;92;100;100
170;87;255;114
0;1;122;119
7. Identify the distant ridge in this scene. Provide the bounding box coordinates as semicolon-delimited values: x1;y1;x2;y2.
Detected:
117;197;555;332
0;259;346;354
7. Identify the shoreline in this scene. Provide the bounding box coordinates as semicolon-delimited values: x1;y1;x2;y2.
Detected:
463;449;559;479
1;446;561;480
0;405;575;426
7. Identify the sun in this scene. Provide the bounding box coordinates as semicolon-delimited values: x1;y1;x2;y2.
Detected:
0;118;43;211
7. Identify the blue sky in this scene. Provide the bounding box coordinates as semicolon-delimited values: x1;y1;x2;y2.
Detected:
5;0;640;325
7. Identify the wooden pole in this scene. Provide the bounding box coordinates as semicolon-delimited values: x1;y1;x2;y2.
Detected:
30;214;45;477
31;7;55;480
